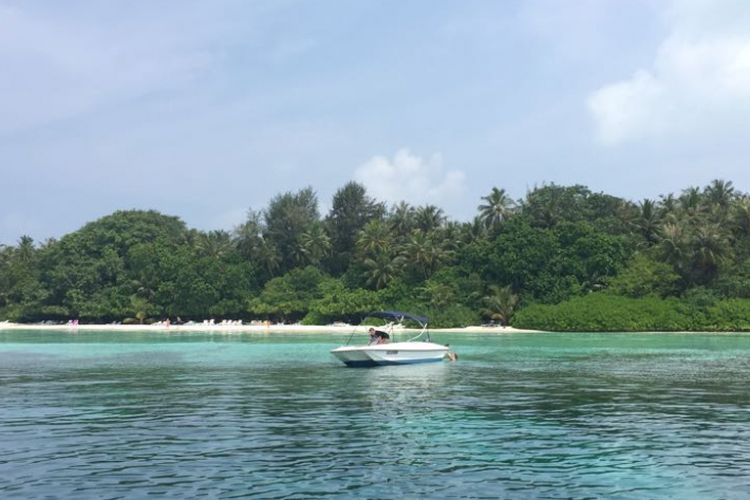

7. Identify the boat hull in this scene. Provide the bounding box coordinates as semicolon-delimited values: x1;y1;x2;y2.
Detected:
330;341;449;367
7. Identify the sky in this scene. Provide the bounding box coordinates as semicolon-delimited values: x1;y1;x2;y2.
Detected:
2;0;750;244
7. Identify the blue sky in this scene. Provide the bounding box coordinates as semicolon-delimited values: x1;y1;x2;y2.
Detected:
2;0;750;244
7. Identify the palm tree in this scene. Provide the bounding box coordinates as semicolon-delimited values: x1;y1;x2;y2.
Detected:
659;193;677;215
481;285;519;326
462;217;488;243
414;205;445;232
356;220;392;257
16;235;35;264
704;179;735;209
478;187;515;230
679;186;703;217
690;222;731;283
403;230;448;279
194;230;233;259
659;222;688;273
234;209;265;260
129;295;151;324
388;201;415;237
732;197;750;237
363;254;405;289
419;282;455;309
634;199;661;245
299;223;331;265
258;241;281;277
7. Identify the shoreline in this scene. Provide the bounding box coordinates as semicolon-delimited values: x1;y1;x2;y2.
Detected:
3;322;746;334
0;321;541;334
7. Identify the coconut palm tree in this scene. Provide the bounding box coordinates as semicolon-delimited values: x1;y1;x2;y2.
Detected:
634;199;661;245
194;230;233;259
419;282;455;309
388;201;415;238
478;187;515;230
704;179;735;210
402;230;448;279
679;186;703;217
363;254;405;289
299;223;331;265
257;241;281;277
16;235;36;263
690;222;731;283
732;197;750;237
481;285;519;326
659;222;688;272
414;205;445;232
234;209;265;260
356;220;392;257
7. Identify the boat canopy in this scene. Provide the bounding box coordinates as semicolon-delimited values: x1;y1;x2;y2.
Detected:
366;311;428;327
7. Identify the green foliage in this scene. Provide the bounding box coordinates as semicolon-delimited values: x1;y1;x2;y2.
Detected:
513;294;698;331
264;187;320;273
324;182;384;274
481;285;519;326
3;178;750;332
606;253;681;298
426;304;481;328
513;293;750;332
249;266;327;322
310;279;383;324
461;219;628;304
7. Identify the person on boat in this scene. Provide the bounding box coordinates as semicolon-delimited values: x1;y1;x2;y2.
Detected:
368;328;379;345
368;328;390;344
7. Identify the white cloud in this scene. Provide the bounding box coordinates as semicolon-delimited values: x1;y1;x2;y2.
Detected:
353;149;466;209
588;0;750;145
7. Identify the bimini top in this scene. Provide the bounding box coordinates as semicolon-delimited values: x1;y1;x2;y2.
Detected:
366;311;428;327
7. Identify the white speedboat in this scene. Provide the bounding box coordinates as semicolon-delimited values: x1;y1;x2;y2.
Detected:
331;311;449;367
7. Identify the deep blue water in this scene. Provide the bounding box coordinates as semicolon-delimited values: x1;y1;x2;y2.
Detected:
1;329;750;498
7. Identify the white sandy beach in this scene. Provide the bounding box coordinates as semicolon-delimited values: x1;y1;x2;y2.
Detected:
0;321;541;334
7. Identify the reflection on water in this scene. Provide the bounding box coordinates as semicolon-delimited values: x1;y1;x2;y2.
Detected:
1;330;750;498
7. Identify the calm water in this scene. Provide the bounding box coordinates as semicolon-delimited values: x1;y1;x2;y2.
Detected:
1;330;750;499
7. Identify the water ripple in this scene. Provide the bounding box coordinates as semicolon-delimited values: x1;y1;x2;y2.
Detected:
2;331;750;498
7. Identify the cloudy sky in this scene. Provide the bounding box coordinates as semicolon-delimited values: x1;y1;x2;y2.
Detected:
2;0;749;244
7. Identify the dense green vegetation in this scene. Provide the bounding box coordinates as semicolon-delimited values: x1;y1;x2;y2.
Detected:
2;179;750;330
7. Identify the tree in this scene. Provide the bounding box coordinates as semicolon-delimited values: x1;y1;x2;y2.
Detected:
402;230;449;280
249;266;326;322
481;285;519;326
679;186;703;217
659;222;689;280
704;179;735;210
194;230;234;259
689;222;731;285
264;187;320;273
363;254;405;290
356;220;392;257
607;253;680;298
234;209;265;259
634;199;661;245
299;222;331;266
414;205;445;232
324;182;384;274
388;202;415;238
478;187;515;230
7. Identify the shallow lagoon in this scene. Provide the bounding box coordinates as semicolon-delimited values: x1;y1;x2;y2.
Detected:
1;329;749;499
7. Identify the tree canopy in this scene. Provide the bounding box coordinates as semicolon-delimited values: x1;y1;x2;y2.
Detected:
3;180;750;330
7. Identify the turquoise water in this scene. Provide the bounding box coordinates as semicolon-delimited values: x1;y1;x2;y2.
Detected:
1;330;750;499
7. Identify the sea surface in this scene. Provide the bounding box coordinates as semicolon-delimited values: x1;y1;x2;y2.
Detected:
1;329;750;499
